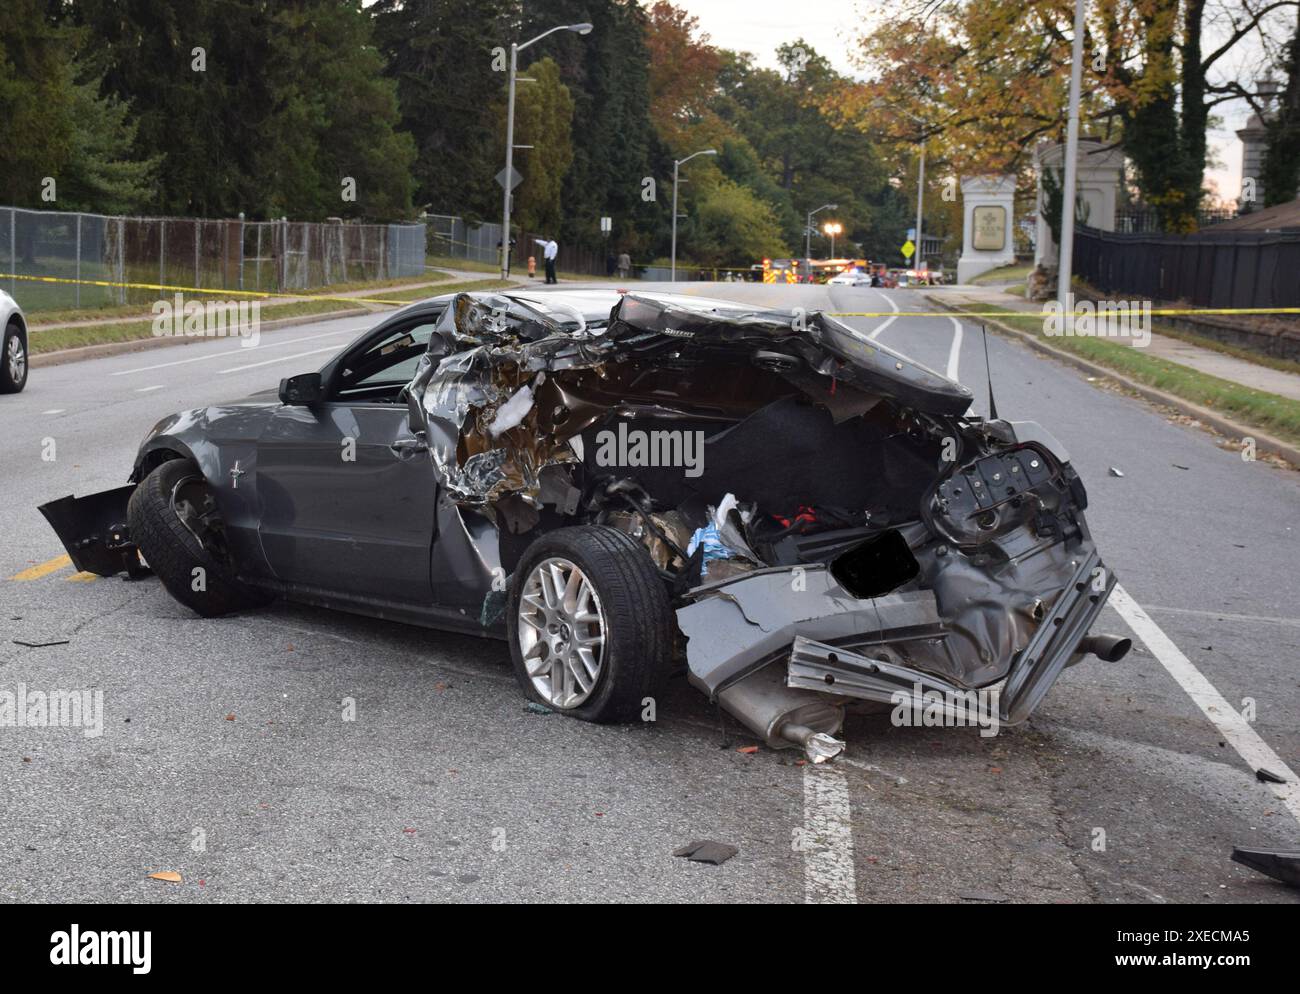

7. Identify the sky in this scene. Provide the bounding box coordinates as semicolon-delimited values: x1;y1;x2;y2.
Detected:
677;0;1288;207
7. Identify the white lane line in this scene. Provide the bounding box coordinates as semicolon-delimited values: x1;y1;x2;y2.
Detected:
1143;604;1300;630
946;316;963;382
1109;584;1300;827
111;328;355;376
802;766;858;904
866;290;899;341
135;384;164;393
42;409;64;415
217;345;341;374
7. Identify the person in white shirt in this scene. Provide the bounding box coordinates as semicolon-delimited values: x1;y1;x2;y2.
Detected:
534;238;558;284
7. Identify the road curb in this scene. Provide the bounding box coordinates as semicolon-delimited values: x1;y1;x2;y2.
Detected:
29;307;372;368
926;294;1300;470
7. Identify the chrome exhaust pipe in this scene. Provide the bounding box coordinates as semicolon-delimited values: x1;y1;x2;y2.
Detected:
1078;634;1132;663
717;663;846;763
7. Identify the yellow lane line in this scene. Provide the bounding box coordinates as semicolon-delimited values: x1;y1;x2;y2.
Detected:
10;554;72;581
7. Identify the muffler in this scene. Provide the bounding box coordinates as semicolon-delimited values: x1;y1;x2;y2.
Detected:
717;662;845;763
1078;634;1132;663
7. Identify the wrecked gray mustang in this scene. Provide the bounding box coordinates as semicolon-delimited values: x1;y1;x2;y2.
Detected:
40;289;1129;761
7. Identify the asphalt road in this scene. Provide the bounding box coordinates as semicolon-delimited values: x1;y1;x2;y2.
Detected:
1;281;1297;904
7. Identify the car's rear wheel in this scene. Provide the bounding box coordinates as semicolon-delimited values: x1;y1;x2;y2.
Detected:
0;321;27;393
128;458;269;617
507;525;673;723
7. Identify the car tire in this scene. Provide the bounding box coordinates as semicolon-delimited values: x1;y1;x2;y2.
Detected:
128;458;270;617
507;525;673;724
0;320;27;393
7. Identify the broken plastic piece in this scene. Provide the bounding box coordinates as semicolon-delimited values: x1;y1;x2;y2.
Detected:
1231;847;1300;887
672;840;738;865
487;381;536;437
1255;767;1287;784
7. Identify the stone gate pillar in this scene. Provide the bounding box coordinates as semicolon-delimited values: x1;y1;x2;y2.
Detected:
1033;139;1125;266
957;175;1016;284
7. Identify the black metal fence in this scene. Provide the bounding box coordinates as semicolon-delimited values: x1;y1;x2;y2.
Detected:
1073;224;1300;310
1112;207;1238;235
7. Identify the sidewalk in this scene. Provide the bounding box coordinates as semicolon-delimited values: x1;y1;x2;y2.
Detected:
931;284;1300;403
27;265;512;330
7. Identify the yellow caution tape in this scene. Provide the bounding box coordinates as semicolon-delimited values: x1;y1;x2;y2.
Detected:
1;272;422;308
826;307;1300;318
6;272;1296;320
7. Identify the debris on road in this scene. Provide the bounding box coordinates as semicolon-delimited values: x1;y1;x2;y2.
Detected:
1108;466;1125;477
1255;767;1287;784
523;701;553;716
1231;847;1300;887
147;871;183;883
11;638;71;648
673;840;738;865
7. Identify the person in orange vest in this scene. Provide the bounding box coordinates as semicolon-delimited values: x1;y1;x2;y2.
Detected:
527;255;537;279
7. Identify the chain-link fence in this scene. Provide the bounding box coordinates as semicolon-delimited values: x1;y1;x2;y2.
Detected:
426;211;614;277
1;206;426;312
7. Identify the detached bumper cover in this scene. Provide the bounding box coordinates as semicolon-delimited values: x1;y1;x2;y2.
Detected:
676;547;1118;725
38;486;142;577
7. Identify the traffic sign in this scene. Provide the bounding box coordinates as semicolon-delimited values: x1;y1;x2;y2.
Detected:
901;239;915;260
496;166;523;191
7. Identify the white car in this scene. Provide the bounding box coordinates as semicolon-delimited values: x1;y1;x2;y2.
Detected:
827;270;872;287
0;289;28;393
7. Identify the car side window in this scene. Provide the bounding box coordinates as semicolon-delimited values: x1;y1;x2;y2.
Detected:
334;320;441;399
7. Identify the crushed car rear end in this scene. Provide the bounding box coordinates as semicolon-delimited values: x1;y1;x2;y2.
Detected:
408;291;1131;757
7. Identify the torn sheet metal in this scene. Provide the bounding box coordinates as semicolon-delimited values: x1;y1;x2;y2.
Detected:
676;565;944;695
405;290;976;512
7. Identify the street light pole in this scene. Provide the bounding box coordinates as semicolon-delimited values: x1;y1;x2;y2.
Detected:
671;148;717;282
1056;0;1086;318
823;222;842;257
915;143;925;271
500;42;518;278
499;22;592;279
805;202;837;272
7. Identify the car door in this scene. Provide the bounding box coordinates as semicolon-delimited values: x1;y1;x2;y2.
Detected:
255;313;443;604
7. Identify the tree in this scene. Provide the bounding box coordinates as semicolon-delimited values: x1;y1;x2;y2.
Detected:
1264;9;1300;205
0;0;154;212
505;58;575;234
689;177;786;266
64;0;414;219
644;1;722;152
373;0;516;222
717;43;886;255
838;0;1294;232
519;0;663;255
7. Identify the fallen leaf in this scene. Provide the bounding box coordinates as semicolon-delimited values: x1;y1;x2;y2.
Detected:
224;714;236;722
148;871;182;883
737;745;759;754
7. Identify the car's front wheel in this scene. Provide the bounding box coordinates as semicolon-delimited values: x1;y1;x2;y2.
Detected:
507;525;674;723
0;321;27;393
128;458;270;617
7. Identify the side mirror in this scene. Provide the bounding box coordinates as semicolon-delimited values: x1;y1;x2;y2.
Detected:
278;372;323;405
